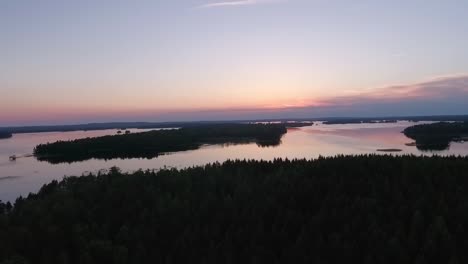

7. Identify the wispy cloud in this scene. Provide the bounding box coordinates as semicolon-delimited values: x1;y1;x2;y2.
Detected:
133;74;468;120
353;74;468;102
286;74;468;117
200;0;279;8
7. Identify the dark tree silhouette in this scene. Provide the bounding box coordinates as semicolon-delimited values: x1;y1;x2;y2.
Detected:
1;155;468;263
0;132;12;139
403;122;468;151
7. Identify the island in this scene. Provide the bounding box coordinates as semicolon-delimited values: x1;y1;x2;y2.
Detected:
0;131;12;139
2;155;468;263
403;121;468;151
34;124;288;163
376;148;403;152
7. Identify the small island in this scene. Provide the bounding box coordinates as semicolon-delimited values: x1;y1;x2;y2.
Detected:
34;124;288;163
403;122;468;151
377;148;403;152
0;131;12;139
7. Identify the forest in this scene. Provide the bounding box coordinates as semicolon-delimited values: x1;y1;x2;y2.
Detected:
0;132;12;139
403;122;468;150
1;155;468;263
33;124;288;163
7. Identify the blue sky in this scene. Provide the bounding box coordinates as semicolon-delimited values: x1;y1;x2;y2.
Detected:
1;0;468;125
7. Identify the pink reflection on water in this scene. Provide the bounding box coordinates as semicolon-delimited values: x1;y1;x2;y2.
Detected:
304;126;412;146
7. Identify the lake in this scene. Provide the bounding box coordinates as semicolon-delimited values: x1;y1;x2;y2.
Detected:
1;121;467;202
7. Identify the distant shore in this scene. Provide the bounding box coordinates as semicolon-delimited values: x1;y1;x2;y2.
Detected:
2;115;467;134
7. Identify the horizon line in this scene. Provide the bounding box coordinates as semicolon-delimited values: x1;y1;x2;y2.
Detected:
2;114;468;129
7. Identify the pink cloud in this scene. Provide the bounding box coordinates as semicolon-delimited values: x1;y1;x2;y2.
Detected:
316;74;468;107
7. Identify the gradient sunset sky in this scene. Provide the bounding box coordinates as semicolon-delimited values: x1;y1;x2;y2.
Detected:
1;0;468;126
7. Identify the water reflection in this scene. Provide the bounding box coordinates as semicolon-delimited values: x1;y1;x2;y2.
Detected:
0;122;467;201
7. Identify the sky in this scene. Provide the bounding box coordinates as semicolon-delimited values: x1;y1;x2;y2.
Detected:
1;0;468;126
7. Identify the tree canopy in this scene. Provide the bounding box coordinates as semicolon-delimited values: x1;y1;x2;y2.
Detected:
2;155;468;263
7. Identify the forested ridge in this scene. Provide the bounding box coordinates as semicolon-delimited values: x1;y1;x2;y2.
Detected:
2;155;468;263
33;124;287;163
403;122;468;150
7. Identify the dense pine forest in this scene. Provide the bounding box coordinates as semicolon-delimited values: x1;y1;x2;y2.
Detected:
33;124;288;163
2;155;468;263
403;122;468;150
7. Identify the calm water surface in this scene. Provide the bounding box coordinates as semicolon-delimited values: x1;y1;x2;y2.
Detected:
1;122;467;201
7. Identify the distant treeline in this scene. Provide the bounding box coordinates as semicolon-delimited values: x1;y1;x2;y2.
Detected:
0;132;12;139
402;115;468;122
322;115;468;125
279;122;314;128
2;155;468;263
2;115;467;134
0;122;197;134
323;119;397;125
0;120;310;135
34;124;288;163
403;122;468;151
